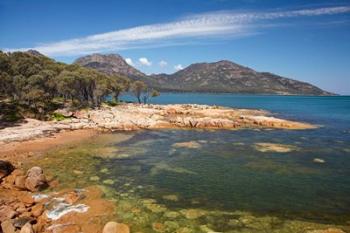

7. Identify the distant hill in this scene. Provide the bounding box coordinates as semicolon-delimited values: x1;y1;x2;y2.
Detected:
75;54;334;96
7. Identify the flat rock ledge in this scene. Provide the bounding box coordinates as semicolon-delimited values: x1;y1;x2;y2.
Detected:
0;103;316;143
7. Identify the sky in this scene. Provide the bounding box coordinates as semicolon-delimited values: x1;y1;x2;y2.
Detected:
1;0;350;94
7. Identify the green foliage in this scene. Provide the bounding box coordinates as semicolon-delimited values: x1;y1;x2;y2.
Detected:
51;112;69;121
0;50;132;120
130;80;160;104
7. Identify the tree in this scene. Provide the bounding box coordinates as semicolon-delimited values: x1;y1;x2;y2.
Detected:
131;81;147;104
0;50;131;120
142;89;160;104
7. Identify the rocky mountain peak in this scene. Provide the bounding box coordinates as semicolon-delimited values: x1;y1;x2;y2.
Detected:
74;53;145;78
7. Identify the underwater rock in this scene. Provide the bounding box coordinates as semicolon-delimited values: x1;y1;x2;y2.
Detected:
144;203;167;213
176;227;194;233
313;158;326;164
152;222;165;232
164;211;180;218
306;228;346;233
172;141;202;149
25;167;47;192
89;176;100;181
150;162;196;176
164;221;180;231
73;170;84;175
103;179;115;185
0;160;14;180
162;194;179;202
254;143;299;153
102;221;130;233
180;209;206;220
100;168;109;174
199;225;217;233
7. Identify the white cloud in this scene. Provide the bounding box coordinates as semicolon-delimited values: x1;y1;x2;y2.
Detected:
5;6;350;56
139;57;152;66
174;64;184;71
125;58;134;66
159;60;168;67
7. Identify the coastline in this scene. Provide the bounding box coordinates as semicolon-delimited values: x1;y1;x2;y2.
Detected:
0;103;316;146
0;103;326;233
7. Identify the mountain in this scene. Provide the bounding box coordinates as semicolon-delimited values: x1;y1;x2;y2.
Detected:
74;54;333;96
74;53;146;79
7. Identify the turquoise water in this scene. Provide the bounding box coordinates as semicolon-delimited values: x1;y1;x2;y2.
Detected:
94;94;350;231
38;94;350;232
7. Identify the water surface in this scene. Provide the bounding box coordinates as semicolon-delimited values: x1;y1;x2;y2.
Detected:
37;94;350;232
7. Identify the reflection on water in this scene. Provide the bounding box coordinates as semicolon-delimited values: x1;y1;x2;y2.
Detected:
31;127;350;232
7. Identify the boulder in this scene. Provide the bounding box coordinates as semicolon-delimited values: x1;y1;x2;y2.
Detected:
0;160;14;180
31;203;44;217
102;221;130;233
15;175;27;190
19;222;34;233
13;217;35;229
1;220;16;233
18;192;35;205
0;205;17;222
25;167;47;192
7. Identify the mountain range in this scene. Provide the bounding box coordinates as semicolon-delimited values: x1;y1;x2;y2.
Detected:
75;53;333;95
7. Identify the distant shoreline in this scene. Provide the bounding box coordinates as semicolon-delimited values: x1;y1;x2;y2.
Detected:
0;103;316;157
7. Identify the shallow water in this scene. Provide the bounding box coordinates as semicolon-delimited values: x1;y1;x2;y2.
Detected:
33;94;350;232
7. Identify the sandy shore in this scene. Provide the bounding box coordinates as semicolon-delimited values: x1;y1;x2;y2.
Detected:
0;129;98;165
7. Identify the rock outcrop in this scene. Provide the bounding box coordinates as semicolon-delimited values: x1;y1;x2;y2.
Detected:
0;104;316;144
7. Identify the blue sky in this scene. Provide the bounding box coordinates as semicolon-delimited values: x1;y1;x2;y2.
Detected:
1;0;350;94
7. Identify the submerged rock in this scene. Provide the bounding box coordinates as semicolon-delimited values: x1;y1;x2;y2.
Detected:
89;176;100;181
254;143;299;153
313;158;326;164
102;221;130;233
164;211;180;218
103;179;115;185
306;228;346;233
162;194;179;202
180;209;206;220
172;141;202;149
152;222;165;232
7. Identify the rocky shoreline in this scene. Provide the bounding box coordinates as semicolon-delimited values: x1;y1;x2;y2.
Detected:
1;103;334;233
0;160;127;233
0;103;316;144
